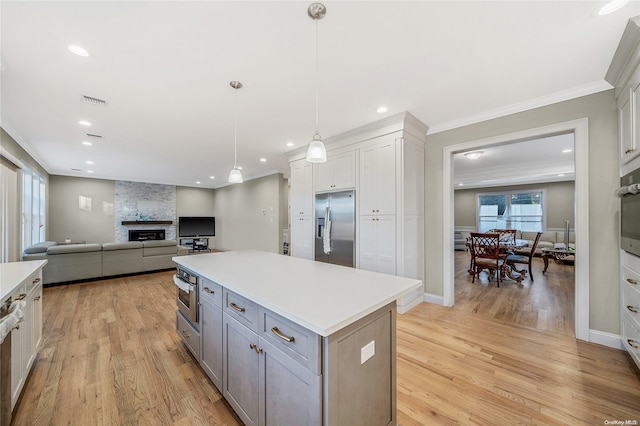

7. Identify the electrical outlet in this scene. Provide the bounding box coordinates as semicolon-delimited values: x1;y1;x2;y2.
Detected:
361;340;375;364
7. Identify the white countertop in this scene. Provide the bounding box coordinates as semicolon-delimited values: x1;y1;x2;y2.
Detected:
173;250;422;336
0;260;47;300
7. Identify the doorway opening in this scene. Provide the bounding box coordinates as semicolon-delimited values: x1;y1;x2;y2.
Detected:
442;118;589;341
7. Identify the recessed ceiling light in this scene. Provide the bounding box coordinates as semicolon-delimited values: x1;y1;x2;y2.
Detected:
82;141;92;146
376;106;388;114
68;45;89;57
286;142;294;147
85;160;94;165
562;149;573;153
259;158;267;162
210;176;215;179
196;181;201;184
598;0;629;15
87;170;94;174
78;120;91;126
464;151;484;160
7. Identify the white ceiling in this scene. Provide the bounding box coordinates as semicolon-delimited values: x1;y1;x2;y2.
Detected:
1;1;638;188
453;133;575;189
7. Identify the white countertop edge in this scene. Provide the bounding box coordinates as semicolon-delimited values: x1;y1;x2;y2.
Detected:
172;252;422;337
0;260;48;300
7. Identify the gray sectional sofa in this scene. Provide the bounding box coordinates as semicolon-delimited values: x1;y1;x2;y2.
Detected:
22;240;188;285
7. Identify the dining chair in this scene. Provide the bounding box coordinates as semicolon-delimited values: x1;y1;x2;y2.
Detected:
505;231;542;282
469;232;504;287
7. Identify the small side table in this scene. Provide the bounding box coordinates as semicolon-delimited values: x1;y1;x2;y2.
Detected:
541;248;575;273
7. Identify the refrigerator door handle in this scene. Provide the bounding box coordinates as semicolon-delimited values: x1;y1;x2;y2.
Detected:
323;206;332;254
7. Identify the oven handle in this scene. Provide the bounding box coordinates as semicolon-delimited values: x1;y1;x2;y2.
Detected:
173;275;191;293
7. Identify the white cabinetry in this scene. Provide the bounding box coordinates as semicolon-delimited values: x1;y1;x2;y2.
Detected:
359;215;396;275
290;159;314;260
315;151;356;192
360;139;396;215
607;17;640;371
4;265;44;410
287;112;427;298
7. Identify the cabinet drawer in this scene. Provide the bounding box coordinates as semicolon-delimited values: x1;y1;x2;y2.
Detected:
622;315;640;368
24;270;42;295
177;311;200;359
201;278;222;307
622;282;640;330
260;308;321;374
224;290;259;333
623;251;640;276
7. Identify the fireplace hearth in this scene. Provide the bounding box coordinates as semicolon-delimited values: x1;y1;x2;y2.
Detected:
129;229;165;241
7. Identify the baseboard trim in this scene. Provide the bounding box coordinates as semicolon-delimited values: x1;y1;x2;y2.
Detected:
423;293;444;305
397;287;424;314
589;329;625;350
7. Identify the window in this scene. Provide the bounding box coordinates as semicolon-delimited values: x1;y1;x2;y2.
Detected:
22;167;46;249
477;190;543;232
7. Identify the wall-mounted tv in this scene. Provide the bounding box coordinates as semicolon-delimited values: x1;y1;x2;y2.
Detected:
178;216;215;237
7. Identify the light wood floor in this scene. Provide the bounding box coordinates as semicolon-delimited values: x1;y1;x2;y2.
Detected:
454;250;575;337
11;270;640;425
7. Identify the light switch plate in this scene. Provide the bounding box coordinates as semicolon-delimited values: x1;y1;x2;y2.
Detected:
361;340;375;364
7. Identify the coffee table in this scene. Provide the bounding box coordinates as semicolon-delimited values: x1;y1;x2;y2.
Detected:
541;248;575;273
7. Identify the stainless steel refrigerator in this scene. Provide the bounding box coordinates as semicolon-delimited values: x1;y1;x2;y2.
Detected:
315;190;355;267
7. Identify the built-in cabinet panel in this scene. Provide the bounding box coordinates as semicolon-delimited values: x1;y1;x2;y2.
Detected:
291;160;314;216
359;215;396;275
360;139;396;215
620;89;633;164
200;299;223;389
290;216;314;260
315;151;356;192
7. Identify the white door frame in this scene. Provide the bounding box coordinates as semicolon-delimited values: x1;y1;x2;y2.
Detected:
442;118;589;341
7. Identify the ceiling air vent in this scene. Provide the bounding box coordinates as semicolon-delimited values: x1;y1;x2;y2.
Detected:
85;133;103;140
81;94;108;108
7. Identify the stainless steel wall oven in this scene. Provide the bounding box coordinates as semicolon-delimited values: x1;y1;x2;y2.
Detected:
618;167;640;258
175;267;199;323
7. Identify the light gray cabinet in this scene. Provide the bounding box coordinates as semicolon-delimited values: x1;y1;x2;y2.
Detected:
222;298;323;426
200;278;223;389
223;314;261;426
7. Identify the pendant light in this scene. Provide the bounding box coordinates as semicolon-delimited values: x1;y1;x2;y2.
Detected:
305;2;327;163
228;81;243;184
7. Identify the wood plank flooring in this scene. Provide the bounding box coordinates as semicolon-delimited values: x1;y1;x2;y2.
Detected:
11;269;640;425
454;250;575;337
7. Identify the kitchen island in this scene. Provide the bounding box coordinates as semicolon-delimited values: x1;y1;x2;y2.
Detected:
172;250;422;426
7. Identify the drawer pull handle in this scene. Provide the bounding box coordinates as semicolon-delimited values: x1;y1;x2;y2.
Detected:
181;330;191;338
32;278;41;284
249;343;263;354
627;278;639;285
204;287;215;294
627;305;639;314
12;325;19;331
230;302;246;313
628;339;639;349
34;296;41;301
271;327;295;342
625;148;636;154
15;294;26;301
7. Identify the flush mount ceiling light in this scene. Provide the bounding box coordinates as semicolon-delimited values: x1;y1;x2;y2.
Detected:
464;151;484;160
376;106;388;114
228;81;244;184
562;149;573;153
259;158;267;163
287;142;294;147
306;2;328;163
598;0;629;15
82;141;92;146
68;45;89;57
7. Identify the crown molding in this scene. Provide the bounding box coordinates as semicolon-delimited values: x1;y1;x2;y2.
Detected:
427;81;611;135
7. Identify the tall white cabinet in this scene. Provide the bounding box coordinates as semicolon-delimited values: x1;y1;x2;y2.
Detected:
606;15;640;370
287;112;427;312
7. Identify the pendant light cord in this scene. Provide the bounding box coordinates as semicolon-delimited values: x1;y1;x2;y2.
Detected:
315;18;319;134
234;87;238;168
